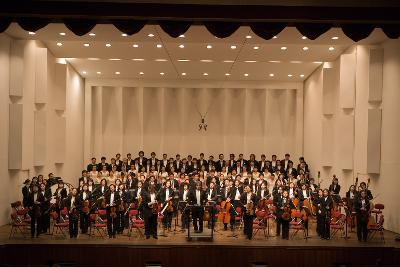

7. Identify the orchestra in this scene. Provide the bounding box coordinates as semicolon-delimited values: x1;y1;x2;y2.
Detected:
16;152;379;243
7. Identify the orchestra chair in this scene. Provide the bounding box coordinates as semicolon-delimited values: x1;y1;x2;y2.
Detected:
157;212;164;229
329;210;346;238
371;204;384;222
128;209;145;239
368;214;385;242
252;210;267;239
9;212;29;239
98;209;107;224
50;211;69;238
289;211;306;239
89;212;107;238
235;206;243;229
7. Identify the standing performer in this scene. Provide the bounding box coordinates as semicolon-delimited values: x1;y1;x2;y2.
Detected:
142;185;158;239
65;188;79;238
27;184;44;238
158;180;175;233
240;185;257;240
189;182;206;233
274;190;295;240
105;184;120;238
320;189;333;240
79;184;91;234
354;190;371;242
179;183;190;230
39;182;51;234
313;189;324;237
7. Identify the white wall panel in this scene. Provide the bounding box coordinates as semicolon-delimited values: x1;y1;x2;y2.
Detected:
338;114;354;170
35;47;47;103
9;40;25;97
368;48;383;102
102;86;122;158
53;116;66;164
143;87;163;154
122;87;142;155
367;108;382;173
54;63;67;110
33;110;46;166
163;88;183;155
8;104;23;169
321;116;334;166
225;88;245;154
322;68;335;115
245;89;265;155
340;52;356;108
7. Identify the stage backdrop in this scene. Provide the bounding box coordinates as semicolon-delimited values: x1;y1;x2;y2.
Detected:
84;80;303;161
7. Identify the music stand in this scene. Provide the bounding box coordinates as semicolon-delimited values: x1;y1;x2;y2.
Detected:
343;206;351;240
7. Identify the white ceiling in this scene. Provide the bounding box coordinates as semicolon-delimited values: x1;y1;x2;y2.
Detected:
5;23;389;81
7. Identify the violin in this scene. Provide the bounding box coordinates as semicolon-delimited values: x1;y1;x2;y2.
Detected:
246;202;255;216
110;206;117;218
82;199;90;214
166;199;174;213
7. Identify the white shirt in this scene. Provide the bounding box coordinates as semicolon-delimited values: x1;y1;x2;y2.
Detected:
183;190;188;201
260;189;265;198
289;188;295;198
208;190;212;200
150;193;156;203
246;193;252;204
235;188;241;200
71;196;75;209
137;188;142;197
83;192;87;200
165;189;170;201
302;190;308;198
196;190;201;205
33;193;37;202
350;192;354;199
361;199;366;210
110;192;114;205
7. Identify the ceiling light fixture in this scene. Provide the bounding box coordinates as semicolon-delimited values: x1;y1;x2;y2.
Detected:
115;71;120;75
132;44;139;48
329;46;335;51
273;36;278;39
281;46;287;50
56;42;63;46
288;74;293;77
269;73;274;77
97;71;101;74
178;59;190;62
121;33;128;37
84;43;90;47
179;34;185;38
302;36;307;40
132;58;145;61
225;73;230;76
230;45;237;49
253;46;259;50
155;59;168;62
300;74;305;77
246;35;252;39
59;32;66;36
181;72;186;76
109;58;121;61
303;46;309;51
88;58;100;60
244;60;257;63
200;59;213;62
28;31;36;35
244;73;249;77
223;60;234;63
269;60;281;63
290;61;302;64
156;44;162;48
203;73;208;76
206;45;212;49
148;33;154;37
106;43;111;47
313;61;323;64
160;72;165;75
331;36;339;40
89;33;95;36
179;44;185;48
139;72;144;75
82;71;87;74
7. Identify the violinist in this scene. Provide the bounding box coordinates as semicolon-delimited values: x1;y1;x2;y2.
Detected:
105;184;120;238
354;190;371;242
158;180;175;233
346;185;358;212
179;183;190;230
65;188;79;238
189;182;206;233
257;182;269;202
22;179;31;208
320;189;333;240
313;189;324;237
79;184;91;234
359;181;373;200
27;184;44;238
274;189;295;240
40;182;52;234
240;185;257;240
116;183;128;234
205;181;218;229
142;185;158;239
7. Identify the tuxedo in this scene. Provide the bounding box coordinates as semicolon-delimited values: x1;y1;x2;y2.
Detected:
256;188;270;201
188;189;207;232
141;189;158;238
27;192;45;237
97;162;109;172
280;159;293;171
115;159;122;172
198;159;208;169
205;187;218;202
126;159;134;166
236;159;247;168
135;157;147;167
215;160;225;172
240;192;257;239
105;191;121;237
258;160;268;172
149;157;158;167
174;160;182;172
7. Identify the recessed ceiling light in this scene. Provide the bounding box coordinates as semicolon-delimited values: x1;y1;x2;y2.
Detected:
179;44;185;48
223;60;234;63
288;74;293;77
106;43;111;47
244;73;249;77
225;73;230;76
302;36;307;40
84;43;90;47
121;33;128;37
230;45;237;49
88;58;100;60
56;42;63;46
181;72;186;76
28;32;36;35
273;36;278;39
59;32;66;36
268;60;281;63
82;71;87;74
281;46;287;50
132;58;145;61
269;73;274;77
203;73;208;76
155;59;168;62
206;45;212;49
156;44;162;48
253;46;259;50
329;46;335;51
148;33;154;37
200;59;213;62
139;72;144;75
97;71;101;74
300;74;305;77
313;61;323;64
331;36;339;40
246;35;252;39
179;34;185;38
160;72;165;75
132;44;139;48
303;46;309;51
109;58;121;61
89;33;96;36
290;61;302;64
115;71;120;75
244;60;257;63
178;59;190;62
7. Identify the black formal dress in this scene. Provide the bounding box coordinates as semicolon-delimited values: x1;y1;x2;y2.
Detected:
141;190;158;238
105;191;120;237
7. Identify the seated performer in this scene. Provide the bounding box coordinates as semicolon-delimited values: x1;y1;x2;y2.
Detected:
105;184;120;238
240;185;257;240
142;185;158;239
354;190;371;242
189;182;206;233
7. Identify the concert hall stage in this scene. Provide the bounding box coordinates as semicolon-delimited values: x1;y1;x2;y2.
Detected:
0;225;399;267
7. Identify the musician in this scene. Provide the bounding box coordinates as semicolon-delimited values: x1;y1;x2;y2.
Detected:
274;190;295;240
215;154;225;172
189;182;206;233
65;188;79;238
354;190;371;242
179;183;190;230
22;179;31;208
79;184;91;234
135;151;147;167
313;189;324;237
237;154;247;170
142;185;158;239
39;182;51;234
117;183;128;234
205;181;218;228
257;182;269;201
105;184;120;238
53;181;68;222
329;176;341;204
126;153;134;167
320;189;333;240
359;182;373;200
270;154;278;172
27;184;44;238
281;153;293;172
79;170;89;185
240;185;257;240
158;180;175;232
250;179;258;195
97;156;109;172
346;185;358;212
87;157;97;172
174;154;182;171
286;162;298;178
115;153;122;171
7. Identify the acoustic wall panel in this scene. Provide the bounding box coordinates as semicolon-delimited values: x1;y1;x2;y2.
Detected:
225;88;245;154
33;110;46;166
203;88;225;155
338;114;354;170
35;47;47;103
163;88;184;154
102;86;122;158
91;86;103;157
143;87;163;154
368;48;383;102
321;117;334;166
54;63;67;110
8;104;23;169
322;68;335;115
245;89;265;155
367;109;382;173
122;87;141;155
9;40;25;97
339;52;356;108
53;116;66;163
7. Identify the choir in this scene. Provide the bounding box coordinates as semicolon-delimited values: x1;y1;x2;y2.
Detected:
19;152;376;242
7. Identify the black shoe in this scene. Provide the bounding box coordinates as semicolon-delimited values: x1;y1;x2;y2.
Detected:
109;235;112;238
153;235;158;239
113;235;116;238
223;226;228;231
146;235;150;239
199;229;203;233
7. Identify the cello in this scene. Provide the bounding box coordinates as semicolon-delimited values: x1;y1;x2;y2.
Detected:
218;198;232;224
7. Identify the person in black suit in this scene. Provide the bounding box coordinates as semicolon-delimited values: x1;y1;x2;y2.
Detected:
64;188;80;238
313;189;324;237
87;157;97;172
281;153;293;172
27;184;45;238
39;182;51;233
354;190;371;242
237;154;247;170
256;182;270;201
97;156;109;172
22;179;31;208
135;151;147;168
158;180;175;232
160;153;169;169
179;183;191;230
78;184;91;234
215;154;225;172
328;176;341;204
115;153;122;171
149;152;158;167
198;153;208;170
173;154;182;172
320;189;334;240
207;155;215;172
240;185;257;240
105;184;120;238
189;182;206;233
142;185;158;239
359;182;373;201
258;154;268;172
227;154;236;172
126;153;134;167
274;190;295;240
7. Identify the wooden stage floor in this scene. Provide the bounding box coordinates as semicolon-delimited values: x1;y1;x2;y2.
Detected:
0;221;399;267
